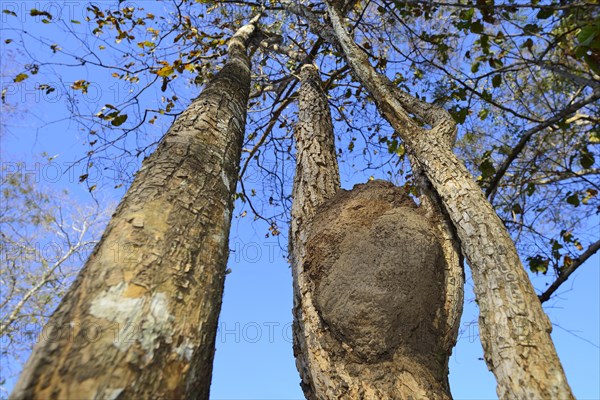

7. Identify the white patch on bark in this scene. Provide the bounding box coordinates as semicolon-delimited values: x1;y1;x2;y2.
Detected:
140;293;174;362
174;337;196;361
221;170;230;189
89;282;143;351
90;284;174;362
105;388;124;400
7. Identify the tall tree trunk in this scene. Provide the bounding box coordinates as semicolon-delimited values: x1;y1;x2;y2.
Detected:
322;3;574;399
10;15;261;400
289;63;340;397
290;65;462;399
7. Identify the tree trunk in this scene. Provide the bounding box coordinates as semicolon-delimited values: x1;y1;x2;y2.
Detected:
289;64;340;396
10;16;261;400
290;65;462;399
323;3;574;399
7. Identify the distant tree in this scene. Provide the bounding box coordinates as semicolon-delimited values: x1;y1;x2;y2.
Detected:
0;159;110;394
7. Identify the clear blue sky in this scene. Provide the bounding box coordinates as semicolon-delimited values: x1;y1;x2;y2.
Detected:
1;2;598;399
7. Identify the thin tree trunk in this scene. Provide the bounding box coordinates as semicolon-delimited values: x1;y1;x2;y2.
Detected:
323;3;574;399
290;65;462;399
289;64;340;398
10;15;261;400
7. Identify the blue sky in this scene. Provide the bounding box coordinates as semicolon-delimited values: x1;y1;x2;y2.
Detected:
1;1;599;399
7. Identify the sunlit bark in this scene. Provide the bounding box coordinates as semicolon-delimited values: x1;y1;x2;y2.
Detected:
10;15;261;400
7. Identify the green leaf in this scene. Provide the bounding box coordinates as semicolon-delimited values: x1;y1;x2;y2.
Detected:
522;38;534;50
480;34;490;54
488;58;503;69
523;24;540;34
527;255;549;274
536;8;554;19
2;9;17;17
460;8;474;21
566;192;580;207
578;26;597;47
387;139;399;154
478;108;489;120
575;46;588;59
478;158;496;179
492;74;502;88
580;147;595;169
450;107;469;124
493;31;505;44
470;20;484;34
481;89;493;102
111;114;128;126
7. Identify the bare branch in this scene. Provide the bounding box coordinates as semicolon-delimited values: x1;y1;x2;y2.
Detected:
486;88;600;200
539;239;600;303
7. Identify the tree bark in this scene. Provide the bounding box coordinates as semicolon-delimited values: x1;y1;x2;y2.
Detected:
290;65;462;399
289;64;340;396
10;15;261;400
323;2;574;399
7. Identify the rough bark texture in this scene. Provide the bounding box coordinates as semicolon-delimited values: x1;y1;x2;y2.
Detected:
408;153;464;356
290;65;341;247
290;65;460;399
10;17;260;400
323;3;574;399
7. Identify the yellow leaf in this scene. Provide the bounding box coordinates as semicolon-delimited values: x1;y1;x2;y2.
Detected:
156;65;174;77
72;80;89;93
14;73;28;83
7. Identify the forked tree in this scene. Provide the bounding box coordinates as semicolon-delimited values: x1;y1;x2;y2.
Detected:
299;2;573;398
290;63;463;398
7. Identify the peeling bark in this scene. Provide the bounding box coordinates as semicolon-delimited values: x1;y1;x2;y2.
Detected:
10;16;261;400
290;65;462;399
323;3;574;399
